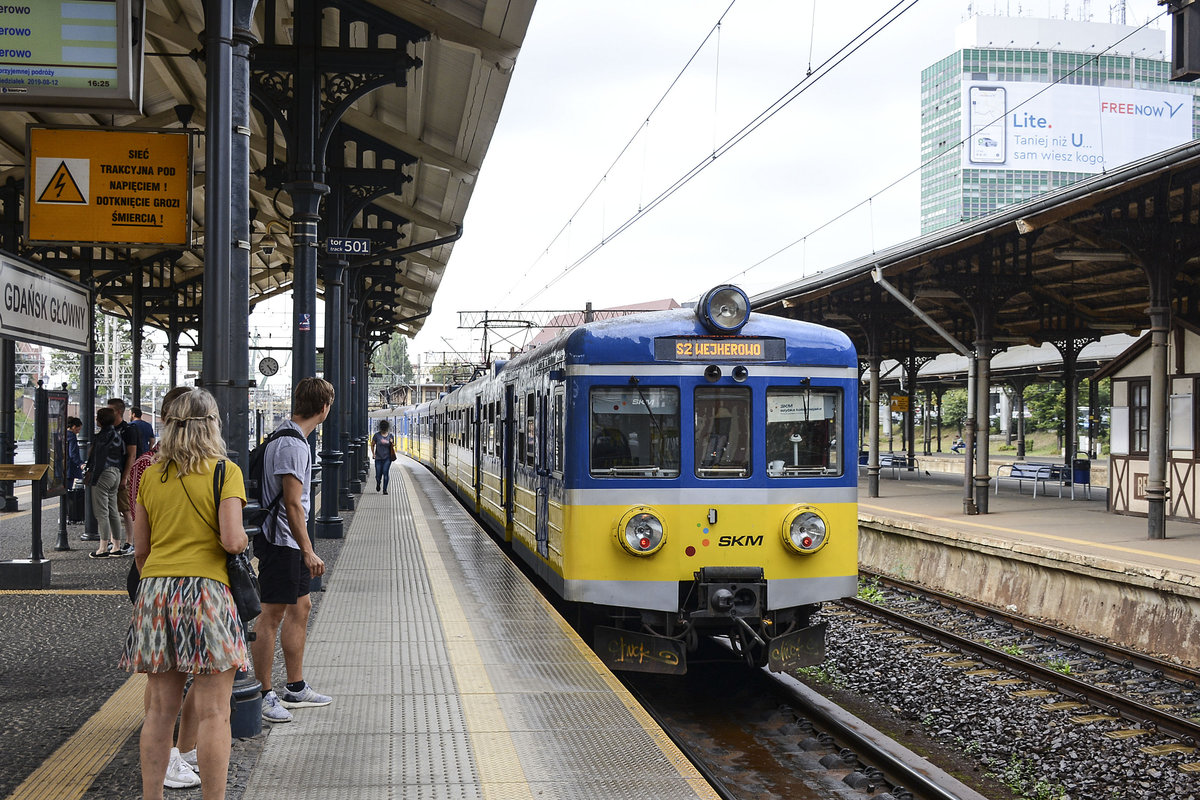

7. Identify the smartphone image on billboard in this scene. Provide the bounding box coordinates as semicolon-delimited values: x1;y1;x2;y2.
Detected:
968;85;1006;164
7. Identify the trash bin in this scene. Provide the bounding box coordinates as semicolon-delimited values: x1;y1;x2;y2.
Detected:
1072;457;1090;486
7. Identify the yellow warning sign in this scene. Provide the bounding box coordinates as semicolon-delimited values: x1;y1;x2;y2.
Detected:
37;162;87;204
890;395;910;413
27;126;192;246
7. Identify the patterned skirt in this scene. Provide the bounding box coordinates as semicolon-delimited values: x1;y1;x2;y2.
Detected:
120;576;250;674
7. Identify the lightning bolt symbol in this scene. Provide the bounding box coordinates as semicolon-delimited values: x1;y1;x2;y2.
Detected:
52;170;67;198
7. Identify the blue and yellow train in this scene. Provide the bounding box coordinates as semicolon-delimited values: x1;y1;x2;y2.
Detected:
380;286;858;674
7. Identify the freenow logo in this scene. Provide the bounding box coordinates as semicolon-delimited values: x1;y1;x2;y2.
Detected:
1100;100;1187;119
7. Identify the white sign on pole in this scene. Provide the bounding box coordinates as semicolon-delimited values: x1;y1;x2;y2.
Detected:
0;253;92;352
961;80;1196;174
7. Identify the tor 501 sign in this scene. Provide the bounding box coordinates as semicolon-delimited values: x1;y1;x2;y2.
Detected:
325;238;371;255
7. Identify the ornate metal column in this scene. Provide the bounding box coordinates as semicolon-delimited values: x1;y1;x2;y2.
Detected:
1147;300;1171;539
227;0;258;467
201;0;235;424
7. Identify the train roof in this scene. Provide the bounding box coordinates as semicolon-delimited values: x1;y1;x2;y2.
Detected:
546;307;857;367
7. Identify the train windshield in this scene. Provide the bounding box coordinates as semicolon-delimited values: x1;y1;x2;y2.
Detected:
765;387;841;477
589;387;681;477
695;387;752;478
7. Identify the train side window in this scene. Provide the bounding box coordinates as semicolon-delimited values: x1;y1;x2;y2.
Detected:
694;386;752;478
517;396;527;464
525;393;536;468
590;386;680;478
553;388;564;474
765;386;842;477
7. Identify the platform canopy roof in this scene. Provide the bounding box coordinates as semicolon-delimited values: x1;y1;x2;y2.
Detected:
753;140;1200;378
0;0;536;342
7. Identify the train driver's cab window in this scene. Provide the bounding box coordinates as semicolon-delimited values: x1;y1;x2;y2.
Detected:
589;387;680;477
695;387;751;478
765;386;841;477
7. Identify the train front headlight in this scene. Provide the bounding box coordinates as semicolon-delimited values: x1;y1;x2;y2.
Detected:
697;285;751;334
617;507;666;556
782;506;829;555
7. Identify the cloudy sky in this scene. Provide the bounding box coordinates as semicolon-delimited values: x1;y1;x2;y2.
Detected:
415;0;1172;364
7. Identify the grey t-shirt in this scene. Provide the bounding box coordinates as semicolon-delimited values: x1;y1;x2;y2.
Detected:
263;420;311;549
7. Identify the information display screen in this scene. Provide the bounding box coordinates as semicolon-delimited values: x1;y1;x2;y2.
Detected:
654;337;786;362
0;0;144;113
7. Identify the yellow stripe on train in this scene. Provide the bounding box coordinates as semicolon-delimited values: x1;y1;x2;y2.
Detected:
518;502;858;586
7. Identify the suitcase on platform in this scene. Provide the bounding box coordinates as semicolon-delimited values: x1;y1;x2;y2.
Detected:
66;486;85;523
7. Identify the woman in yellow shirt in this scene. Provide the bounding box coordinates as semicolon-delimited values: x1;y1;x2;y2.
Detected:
120;388;248;800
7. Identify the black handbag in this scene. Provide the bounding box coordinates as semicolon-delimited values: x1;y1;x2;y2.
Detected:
212;461;262;624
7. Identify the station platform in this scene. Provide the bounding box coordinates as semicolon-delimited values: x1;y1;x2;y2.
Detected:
856;469;1200;667
0;460;717;800
244;461;716;799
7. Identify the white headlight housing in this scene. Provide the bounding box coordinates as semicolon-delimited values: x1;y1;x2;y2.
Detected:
782;506;829;555
617;507;666;556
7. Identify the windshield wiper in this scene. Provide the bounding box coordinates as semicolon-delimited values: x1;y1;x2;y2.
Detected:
629;376;668;467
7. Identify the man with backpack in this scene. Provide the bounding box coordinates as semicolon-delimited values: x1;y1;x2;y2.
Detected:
250;377;334;724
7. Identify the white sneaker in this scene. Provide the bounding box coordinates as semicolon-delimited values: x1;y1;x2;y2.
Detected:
261;689;293;723
179;748;198;772
164;747;201;789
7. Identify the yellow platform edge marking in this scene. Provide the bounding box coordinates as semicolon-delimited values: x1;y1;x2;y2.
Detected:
860;502;1200;568
4;673;145;800
405;468;718;800
402;472;534;800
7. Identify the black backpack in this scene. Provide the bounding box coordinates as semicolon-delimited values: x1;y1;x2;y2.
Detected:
244;427;305;530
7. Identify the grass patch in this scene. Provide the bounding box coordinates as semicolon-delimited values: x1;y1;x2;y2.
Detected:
857;577;886;605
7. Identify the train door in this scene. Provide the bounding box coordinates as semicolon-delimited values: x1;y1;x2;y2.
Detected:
503;384;515;528
535;391;550;558
473;397;482;504
441;410;449;471
431;414;437;463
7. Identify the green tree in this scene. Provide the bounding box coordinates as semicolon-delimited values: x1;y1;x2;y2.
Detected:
940;388;969;434
372;332;414;383
1024;381;1065;433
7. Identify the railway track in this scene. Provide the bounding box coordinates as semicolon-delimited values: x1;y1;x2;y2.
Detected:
849;572;1200;748
622;644;992;800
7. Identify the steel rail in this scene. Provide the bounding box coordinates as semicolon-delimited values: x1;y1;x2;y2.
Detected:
861;569;1200;688
704;638;989;800
842;597;1200;747
761;669;991;800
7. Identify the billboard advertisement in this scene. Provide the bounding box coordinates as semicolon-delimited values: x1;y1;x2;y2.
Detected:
961;80;1195;174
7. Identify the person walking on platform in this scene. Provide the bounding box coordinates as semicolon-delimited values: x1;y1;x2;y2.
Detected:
107;398;140;556
85;407;127;558
119;388;249;800
371;419;396;493
250;377;334;724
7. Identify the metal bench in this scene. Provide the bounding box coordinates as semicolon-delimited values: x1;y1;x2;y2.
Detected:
857;453;920;480
995;462;1068;497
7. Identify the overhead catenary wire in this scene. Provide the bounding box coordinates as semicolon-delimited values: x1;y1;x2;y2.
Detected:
726;7;1169;286
500;0;741;305
520;0;921;308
